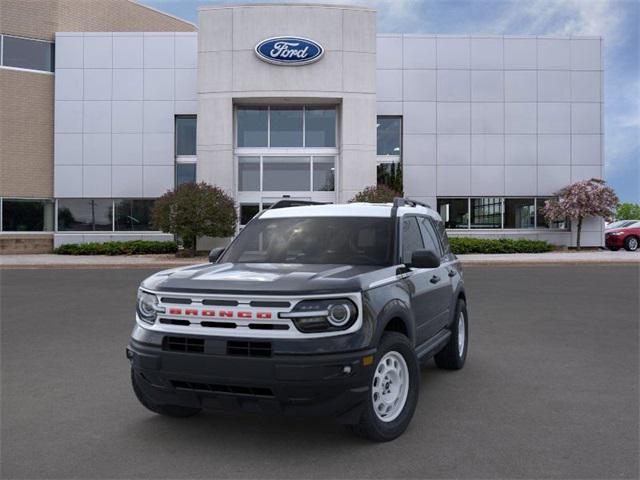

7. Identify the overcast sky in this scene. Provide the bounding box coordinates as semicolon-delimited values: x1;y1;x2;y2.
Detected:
141;0;639;203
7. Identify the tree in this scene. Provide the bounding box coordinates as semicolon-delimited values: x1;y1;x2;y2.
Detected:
542;178;618;250
350;184;402;203
616;202;640;220
152;182;237;256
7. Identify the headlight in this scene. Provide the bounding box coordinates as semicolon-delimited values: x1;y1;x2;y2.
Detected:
608;231;624;236
280;298;358;333
136;289;163;324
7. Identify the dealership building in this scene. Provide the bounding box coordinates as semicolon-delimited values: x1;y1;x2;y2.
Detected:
0;1;605;252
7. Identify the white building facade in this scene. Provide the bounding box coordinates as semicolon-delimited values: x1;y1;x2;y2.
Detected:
51;3;604;248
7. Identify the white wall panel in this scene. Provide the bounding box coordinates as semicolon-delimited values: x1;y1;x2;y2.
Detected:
437;135;471;164
83;35;112;69
113;69;143;100
83;69;112;100
436;37;470;69
470;38;503;69
471;135;504;165
538;103;570;134
403;36;436;69
504;38;537;69
113;35;143;68
83;133;111;165
112;134;143;165
437;103;470;134
437;70;470;101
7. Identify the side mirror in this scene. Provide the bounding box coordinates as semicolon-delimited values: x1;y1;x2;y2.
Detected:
409;249;440;269
208;247;225;263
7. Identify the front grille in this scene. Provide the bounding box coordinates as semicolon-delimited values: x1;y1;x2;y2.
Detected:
171;380;274;397
227;340;272;357
163;336;205;353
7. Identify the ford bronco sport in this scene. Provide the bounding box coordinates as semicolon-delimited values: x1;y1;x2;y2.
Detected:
127;198;468;441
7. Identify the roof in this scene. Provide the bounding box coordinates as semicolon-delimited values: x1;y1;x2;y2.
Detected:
260;202;441;221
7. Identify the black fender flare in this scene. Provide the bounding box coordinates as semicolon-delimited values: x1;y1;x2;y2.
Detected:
446;285;467;327
373;298;416;346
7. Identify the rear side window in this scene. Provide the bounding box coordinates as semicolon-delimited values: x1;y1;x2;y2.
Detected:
401;217;424;264
435;219;452;256
418;217;442;257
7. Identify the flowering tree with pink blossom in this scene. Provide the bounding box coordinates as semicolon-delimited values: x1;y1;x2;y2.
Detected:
542;178;618;250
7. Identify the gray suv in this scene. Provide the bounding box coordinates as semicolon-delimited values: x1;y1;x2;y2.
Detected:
127;198;468;441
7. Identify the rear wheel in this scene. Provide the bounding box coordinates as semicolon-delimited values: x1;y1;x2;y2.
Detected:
434;299;468;370
131;369;201;418
624;236;638;251
348;332;419;442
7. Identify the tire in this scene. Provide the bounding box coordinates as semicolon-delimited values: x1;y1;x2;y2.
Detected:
348;332;419;442
131;369;201;418
624;236;639;252
434;299;468;370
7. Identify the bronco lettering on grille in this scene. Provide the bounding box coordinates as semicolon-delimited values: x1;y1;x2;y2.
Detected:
166;308;273;320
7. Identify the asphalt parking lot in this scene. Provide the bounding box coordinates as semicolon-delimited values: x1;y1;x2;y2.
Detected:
1;266;638;479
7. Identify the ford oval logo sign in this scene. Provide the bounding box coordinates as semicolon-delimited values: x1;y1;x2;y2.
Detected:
255;37;324;66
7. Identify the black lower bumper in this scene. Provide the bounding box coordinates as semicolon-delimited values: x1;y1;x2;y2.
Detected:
127;337;376;424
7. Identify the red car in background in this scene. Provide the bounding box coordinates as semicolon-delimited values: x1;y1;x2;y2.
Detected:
605;221;640;251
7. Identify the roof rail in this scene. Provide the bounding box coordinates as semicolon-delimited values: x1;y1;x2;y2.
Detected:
267;199;326;210
392;197;432;209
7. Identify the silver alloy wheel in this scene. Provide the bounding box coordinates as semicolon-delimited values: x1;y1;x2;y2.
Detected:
458;311;466;357
372;351;409;422
629;237;638;251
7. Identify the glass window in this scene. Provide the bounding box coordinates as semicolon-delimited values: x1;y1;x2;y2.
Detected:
401;216;424;264
240;204;260;225
377;161;403;192
2;199;53;231
237;108;268;147
221;217;393;266
418;217;442;256
504;198;535;228
238;156;260;191
437;198;469;229
377;117;402;156
2;35;54;72
313;157;335;191
175;116;196;156
114;199;155;231
263;156;310;191
270;107;303;147
434;219;452;255
471;198;502;229
537;197;569;229
305;108;336;147
57;199;111;231
176;163;196;186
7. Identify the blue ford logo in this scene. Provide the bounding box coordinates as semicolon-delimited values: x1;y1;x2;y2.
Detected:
255;37;324;66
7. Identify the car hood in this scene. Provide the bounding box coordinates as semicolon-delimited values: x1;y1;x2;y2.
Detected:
141;262;395;295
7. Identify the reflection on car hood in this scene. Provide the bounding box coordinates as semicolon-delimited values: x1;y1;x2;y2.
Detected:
141;262;395;295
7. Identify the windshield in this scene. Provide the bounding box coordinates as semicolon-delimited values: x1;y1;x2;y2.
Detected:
607;220;635;229
220;217;394;266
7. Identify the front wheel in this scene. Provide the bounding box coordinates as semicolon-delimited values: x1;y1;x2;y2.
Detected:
434;299;468;370
348;332;419;442
624;236;638;251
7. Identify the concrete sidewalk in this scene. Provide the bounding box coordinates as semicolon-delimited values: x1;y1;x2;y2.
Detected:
1;250;639;268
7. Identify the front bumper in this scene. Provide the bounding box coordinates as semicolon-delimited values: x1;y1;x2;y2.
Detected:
128;331;376;423
605;234;625;248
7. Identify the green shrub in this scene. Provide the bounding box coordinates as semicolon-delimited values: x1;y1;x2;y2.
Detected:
54;240;178;256
449;237;555;254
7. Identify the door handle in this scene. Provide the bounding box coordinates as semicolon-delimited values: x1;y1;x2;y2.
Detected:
448;269;457;277
430;275;441;284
